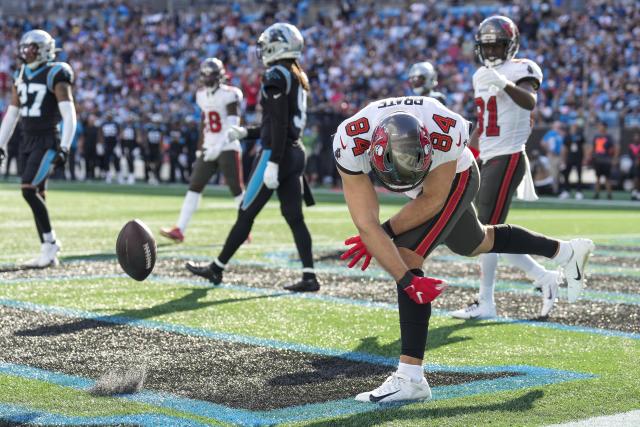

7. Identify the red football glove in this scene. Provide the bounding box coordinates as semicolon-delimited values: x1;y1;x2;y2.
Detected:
341;235;372;271
398;272;448;304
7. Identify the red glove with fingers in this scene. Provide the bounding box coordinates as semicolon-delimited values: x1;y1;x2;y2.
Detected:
397;272;448;304
341;235;372;271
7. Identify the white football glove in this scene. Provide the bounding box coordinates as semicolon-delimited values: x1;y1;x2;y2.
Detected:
263;161;279;189
227;125;248;141
202;145;221;161
477;68;510;91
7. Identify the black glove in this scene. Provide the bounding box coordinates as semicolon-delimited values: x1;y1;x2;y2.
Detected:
0;148;5;168
53;148;68;166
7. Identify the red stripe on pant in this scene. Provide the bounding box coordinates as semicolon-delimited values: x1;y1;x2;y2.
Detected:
235;151;244;192
416;168;471;256
489;152;521;225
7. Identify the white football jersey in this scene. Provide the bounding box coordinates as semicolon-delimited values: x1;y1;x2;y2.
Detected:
473;58;543;161
333;96;474;198
196;84;243;153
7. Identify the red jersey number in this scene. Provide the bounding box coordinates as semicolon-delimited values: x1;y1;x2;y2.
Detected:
474;96;500;137
207;111;222;133
344;117;371;156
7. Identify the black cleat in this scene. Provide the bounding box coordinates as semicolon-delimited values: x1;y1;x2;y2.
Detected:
185;261;222;285
284;277;320;292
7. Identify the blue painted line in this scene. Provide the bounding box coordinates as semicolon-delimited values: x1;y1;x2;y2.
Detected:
241;149;271;211
0;402;208;426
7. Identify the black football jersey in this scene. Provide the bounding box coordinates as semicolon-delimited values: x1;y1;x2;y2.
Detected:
145;124;164;145
259;65;307;152
14;62;74;133
101;121;120;142
122;125;137;143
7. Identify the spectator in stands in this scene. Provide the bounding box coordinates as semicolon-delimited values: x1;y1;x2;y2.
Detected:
541;121;564;194
588;122;618;200
559;124;586;200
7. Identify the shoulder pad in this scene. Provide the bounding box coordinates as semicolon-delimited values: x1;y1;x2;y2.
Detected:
263;65;291;94
46;62;74;91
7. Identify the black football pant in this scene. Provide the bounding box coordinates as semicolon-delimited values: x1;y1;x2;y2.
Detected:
218;146;313;271
103;140;121;173
561;157;583;192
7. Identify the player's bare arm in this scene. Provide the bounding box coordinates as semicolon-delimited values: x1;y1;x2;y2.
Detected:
386;161;457;235
226;101;240;118
504;79;537;111
339;169;410;281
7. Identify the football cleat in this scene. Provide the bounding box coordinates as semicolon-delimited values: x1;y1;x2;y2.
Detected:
185;261;222;285
536;270;561;317
355;372;431;403
451;299;497;320
562;238;595;303
284;277;320;292
22;241;61;269
160;226;184;243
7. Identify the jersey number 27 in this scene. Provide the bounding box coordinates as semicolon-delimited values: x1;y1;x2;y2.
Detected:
17;83;47;117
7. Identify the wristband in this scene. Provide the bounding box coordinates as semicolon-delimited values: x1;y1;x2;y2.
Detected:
397;271;414;289
381;220;396;238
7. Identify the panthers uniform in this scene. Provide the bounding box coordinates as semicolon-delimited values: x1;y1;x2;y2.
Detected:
100;119;121;177
334;96;484;257
473;58;543;224
15;62;73;185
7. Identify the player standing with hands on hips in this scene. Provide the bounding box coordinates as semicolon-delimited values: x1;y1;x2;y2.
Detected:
186;23;319;292
336;95;593;403
0;30;76;268
451;16;568;319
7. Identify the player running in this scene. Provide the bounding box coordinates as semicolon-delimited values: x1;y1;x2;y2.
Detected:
335;96;594;403
185;23;319;292
451;16;565;319
160;58;245;243
0;29;77;268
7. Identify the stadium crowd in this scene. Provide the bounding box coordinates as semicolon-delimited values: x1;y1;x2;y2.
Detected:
0;0;638;196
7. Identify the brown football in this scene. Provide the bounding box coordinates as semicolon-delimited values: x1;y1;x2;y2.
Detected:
116;219;156;281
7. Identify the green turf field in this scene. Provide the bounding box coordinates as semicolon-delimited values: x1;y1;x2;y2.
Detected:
0;181;639;426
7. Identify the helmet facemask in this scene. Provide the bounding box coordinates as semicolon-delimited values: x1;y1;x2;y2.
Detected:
19;30;56;69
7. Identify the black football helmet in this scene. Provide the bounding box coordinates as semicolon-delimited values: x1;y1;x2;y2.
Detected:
475;15;520;67
369;112;433;192
199;58;226;88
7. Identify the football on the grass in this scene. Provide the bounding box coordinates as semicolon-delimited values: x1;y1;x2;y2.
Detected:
116;219;157;281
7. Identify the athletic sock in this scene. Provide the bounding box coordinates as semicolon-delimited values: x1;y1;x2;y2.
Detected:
552;241;573;266
397;362;424;383
42;230;56;244
502;253;547;282
490;224;559;258
478;253;498;305
177;191;202;232
398;268;431;361
211;257;225;271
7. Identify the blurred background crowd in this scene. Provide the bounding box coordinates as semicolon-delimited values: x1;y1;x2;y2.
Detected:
1;0;639;199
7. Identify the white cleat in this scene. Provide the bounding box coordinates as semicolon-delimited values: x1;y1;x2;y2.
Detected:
451;299;497;320
22;242;61;268
536;271;561;317
562;238;595;303
355;372;431;403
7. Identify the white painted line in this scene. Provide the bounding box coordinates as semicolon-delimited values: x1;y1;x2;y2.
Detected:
548;410;640;427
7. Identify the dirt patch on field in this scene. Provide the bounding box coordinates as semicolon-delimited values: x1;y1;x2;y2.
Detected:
0;306;515;411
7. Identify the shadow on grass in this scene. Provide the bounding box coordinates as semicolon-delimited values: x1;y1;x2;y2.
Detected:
306;389;545;426
352;320;503;356
15;287;286;337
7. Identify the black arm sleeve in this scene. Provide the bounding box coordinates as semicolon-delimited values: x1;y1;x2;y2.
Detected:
264;86;288;164
246;127;261;139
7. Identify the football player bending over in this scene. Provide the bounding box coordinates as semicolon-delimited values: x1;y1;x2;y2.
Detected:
336;96;593;403
452;15;563;319
0;30;76;268
185;23;319;292
161;58;245;243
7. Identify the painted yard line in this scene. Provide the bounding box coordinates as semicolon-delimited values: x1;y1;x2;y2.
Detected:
548;410;640;427
0;403;209;427
2;272;639;340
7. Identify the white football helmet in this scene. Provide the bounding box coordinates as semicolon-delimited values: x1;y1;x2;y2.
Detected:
408;62;438;95
257;23;304;67
19;30;57;68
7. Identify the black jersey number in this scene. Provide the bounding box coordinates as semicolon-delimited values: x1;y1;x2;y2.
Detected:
17;82;47;117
